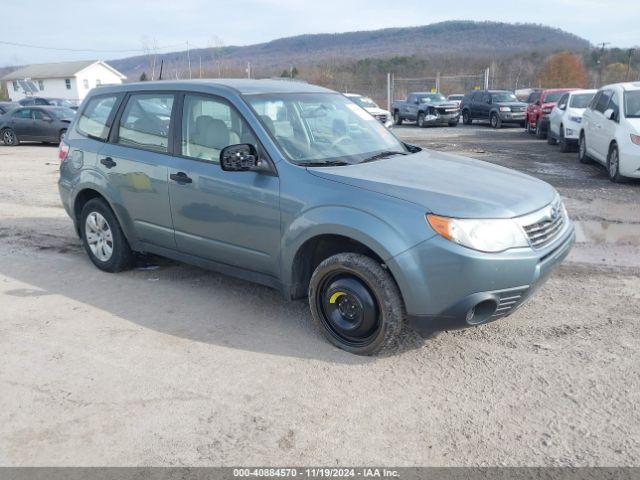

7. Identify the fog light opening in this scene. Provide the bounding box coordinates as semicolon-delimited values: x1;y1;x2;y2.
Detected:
466;300;497;325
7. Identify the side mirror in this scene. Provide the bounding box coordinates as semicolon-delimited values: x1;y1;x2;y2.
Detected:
220;144;269;173
604;109;616;121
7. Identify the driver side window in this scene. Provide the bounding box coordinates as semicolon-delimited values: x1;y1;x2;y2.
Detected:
557;94;569;110
181;94;256;163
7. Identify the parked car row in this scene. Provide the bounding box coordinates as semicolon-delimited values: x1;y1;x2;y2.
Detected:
0;105;76;145
18;96;79;110
528;82;640;183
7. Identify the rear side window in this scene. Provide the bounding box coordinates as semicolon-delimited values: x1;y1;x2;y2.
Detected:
77;95;120;141
117;93;174;153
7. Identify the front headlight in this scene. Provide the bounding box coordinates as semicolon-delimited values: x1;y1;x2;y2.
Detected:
542;107;552;114
427;214;529;253
499;106;511;112
569;116;582;123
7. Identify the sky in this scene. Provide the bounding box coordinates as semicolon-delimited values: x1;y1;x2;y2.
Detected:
1;0;639;67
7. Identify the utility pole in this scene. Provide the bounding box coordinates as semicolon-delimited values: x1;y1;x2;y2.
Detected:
186;41;192;79
596;42;610;88
626;48;635;81
246;62;251;79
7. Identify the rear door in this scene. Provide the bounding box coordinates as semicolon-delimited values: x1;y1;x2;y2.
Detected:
32;108;58;141
98;92;177;249
168;93;281;276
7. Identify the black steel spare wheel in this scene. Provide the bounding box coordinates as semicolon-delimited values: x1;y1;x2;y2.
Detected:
308;252;405;355
319;273;380;344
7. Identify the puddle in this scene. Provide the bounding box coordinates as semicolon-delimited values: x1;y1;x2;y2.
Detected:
574;221;640;245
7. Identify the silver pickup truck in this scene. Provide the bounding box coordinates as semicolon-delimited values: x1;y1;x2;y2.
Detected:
392;92;460;127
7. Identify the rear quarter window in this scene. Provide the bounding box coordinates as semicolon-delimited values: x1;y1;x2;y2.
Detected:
76;95;120;141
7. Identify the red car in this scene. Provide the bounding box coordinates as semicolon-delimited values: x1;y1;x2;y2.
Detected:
526;88;578;139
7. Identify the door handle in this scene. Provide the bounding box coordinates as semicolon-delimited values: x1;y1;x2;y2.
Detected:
100;157;116;169
170;172;192;184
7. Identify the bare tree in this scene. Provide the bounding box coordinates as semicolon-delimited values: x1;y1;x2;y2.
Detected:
207;35;225;78
141;36;159;80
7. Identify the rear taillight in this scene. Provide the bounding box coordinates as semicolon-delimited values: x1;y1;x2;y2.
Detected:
58;140;69;162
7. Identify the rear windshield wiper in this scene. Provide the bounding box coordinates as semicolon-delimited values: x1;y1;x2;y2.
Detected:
360;151;408;163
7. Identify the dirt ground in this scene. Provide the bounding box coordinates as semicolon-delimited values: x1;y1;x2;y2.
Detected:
0;124;639;466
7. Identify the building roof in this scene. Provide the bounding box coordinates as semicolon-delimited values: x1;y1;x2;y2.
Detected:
1;60;125;81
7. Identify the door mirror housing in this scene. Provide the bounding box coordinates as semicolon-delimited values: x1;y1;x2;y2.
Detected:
220;144;270;173
604;108;616;121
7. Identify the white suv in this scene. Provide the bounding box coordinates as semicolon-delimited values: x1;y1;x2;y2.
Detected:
548;89;596;152
579;82;640;182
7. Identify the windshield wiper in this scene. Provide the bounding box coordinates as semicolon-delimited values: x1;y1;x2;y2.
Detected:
360;151;408;163
304;160;351;167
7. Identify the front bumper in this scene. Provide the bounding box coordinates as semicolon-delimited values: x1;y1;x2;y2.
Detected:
499;111;526;122
387;221;575;336
423;112;460;125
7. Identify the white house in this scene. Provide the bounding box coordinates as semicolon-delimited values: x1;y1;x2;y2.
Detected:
1;60;126;103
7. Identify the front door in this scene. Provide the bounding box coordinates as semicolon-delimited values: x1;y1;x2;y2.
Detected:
98;92;177;249
32;109;58;141
168;93;281;277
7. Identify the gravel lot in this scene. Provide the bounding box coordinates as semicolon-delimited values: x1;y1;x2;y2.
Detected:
1;124;639;466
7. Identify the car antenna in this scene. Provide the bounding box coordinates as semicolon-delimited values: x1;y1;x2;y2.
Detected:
158;59;164;81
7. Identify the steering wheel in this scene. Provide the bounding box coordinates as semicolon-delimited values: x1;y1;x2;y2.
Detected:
330;136;351;149
276;136;306;159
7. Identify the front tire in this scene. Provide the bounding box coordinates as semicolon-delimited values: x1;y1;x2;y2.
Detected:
490;113;502;129
448;120;458;127
393;111;403;126
417;112;426;128
578;133;591;164
308;253;405;356
559;126;571;153
462;110;472;125
1;128;19;146
536;121;547;139
80;198;134;272
607;144;624;183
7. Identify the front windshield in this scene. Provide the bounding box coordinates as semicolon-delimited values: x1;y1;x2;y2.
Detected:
543;92;565;103
492;92;517;103
349;95;378;109
624;91;640;118
570;93;595;109
419;94;446;103
246;93;407;165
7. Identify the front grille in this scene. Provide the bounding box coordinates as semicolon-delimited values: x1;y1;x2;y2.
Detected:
521;201;565;248
491;286;529;319
512;106;526;112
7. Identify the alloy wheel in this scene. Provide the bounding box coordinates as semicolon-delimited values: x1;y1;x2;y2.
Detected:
2;129;16;145
609;148;619;178
85;211;114;262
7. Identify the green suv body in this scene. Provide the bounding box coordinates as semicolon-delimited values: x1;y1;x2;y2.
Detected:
58;80;574;355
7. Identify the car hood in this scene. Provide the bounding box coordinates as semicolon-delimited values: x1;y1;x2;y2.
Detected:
365;107;391;116
497;102;528;108
307;150;556;218
423;101;459;108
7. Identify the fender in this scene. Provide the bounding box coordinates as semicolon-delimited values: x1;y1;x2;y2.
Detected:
280;204;429;292
71;167;140;246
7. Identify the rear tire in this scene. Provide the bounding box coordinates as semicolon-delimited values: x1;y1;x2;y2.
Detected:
308;253;405;356
526;119;535;134
1;128;19;146
80;198;134;273
547;131;557;145
448;120;458;127
393;111;403;126
462;110;472;125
